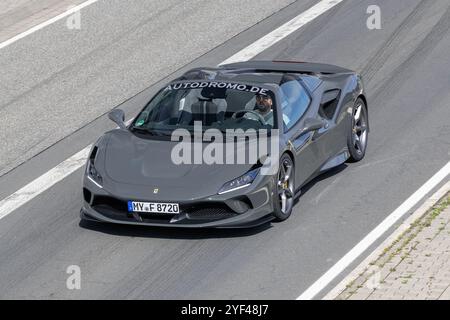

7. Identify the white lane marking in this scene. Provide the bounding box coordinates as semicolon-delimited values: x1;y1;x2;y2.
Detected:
0;147;91;220
0;119;133;221
0;0;344;220
297;161;450;300
220;0;344;65
0;0;100;50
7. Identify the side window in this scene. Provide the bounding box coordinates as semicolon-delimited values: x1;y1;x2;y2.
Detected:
280;79;311;131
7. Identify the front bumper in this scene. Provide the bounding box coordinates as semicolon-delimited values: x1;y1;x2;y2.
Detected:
81;175;276;228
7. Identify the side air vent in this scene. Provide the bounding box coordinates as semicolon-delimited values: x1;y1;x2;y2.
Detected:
90;146;98;160
83;188;92;203
319;89;341;120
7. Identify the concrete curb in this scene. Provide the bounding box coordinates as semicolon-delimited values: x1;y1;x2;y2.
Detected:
324;180;450;300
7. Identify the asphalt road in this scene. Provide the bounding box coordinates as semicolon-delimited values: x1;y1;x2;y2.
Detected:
0;0;449;299
0;0;295;177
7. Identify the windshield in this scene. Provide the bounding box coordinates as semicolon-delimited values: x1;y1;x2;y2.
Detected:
131;81;277;136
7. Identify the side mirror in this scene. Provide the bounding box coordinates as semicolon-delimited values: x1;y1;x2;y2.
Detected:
108;109;126;129
293;118;325;140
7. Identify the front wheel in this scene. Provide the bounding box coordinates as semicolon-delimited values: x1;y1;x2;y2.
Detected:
272;154;295;222
347;98;368;162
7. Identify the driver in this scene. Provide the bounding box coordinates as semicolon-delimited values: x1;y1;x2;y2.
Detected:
244;93;274;126
254;93;273;117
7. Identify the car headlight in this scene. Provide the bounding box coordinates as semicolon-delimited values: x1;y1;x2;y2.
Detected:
86;147;103;188
218;168;260;194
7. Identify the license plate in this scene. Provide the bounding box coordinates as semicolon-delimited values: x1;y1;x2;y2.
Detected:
127;201;180;214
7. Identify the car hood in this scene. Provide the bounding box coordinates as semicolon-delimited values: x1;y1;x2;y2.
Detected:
102;130;257;196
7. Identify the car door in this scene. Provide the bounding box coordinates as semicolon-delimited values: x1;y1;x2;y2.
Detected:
279;78;336;188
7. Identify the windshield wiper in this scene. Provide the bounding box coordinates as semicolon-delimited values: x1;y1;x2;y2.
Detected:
130;126;171;136
130;126;158;135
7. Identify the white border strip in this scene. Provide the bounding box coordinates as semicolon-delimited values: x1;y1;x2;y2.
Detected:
324;180;450;300
0;147;91;220
0;0;100;50
0;119;133;221
297;161;450;300
220;0;344;65
0;0;344;221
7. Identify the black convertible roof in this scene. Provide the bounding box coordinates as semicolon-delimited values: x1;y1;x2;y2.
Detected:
174;60;354;85
222;60;353;74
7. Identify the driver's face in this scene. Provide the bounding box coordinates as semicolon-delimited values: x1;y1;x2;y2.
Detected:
255;94;273;113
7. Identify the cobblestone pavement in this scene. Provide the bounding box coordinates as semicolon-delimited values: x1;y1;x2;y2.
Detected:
336;192;450;300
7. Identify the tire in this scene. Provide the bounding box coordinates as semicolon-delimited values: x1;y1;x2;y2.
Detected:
272;153;295;222
347;98;368;162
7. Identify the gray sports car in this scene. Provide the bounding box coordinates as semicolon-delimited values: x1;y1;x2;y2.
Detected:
81;60;368;228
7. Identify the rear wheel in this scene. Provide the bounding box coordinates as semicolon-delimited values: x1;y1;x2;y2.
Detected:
347;98;368;162
272;154;295;222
